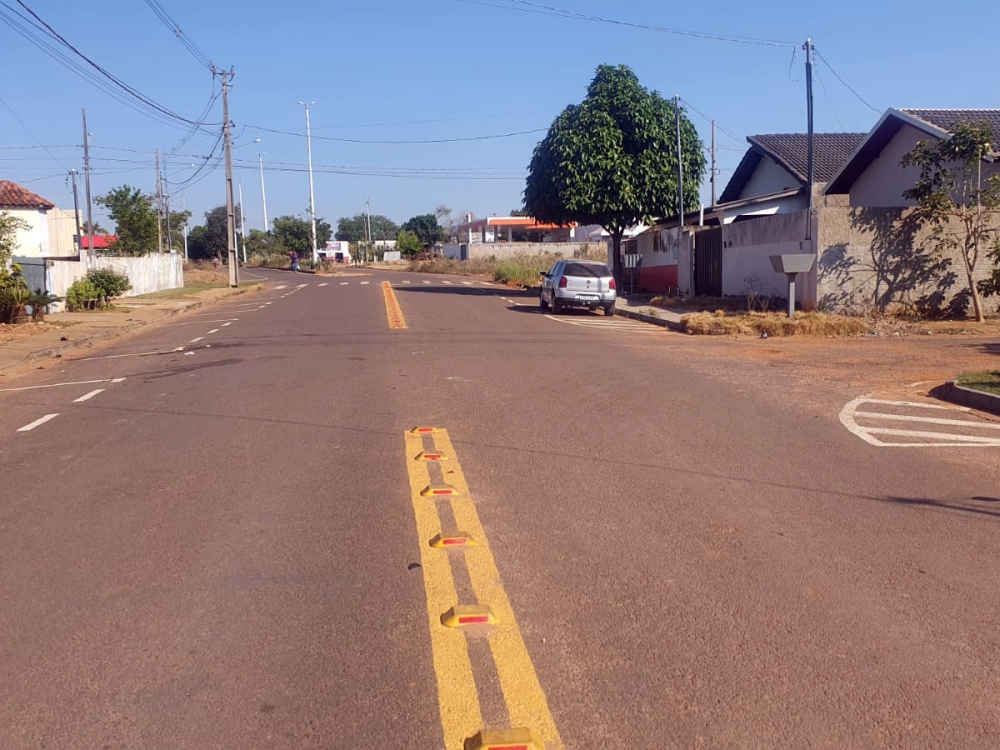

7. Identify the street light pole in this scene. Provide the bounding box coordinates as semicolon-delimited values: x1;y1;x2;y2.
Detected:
256;151;269;231
297;101;318;263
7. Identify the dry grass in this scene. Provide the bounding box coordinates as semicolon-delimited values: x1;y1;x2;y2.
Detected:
681;310;872;337
0;320;77;344
409;245;607;287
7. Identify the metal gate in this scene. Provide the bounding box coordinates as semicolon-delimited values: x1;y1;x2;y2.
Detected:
12;256;48;294
694;228;722;298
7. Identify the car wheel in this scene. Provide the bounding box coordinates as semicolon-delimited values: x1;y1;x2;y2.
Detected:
551;296;561;315
539;290;549;310
604;303;615;317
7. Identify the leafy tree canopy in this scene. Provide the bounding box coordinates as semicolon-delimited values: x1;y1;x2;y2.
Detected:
95;185;158;256
186;205;240;261
401;213;445;246
396;229;423;257
336;213;399;242
524;64;706;278
272;214;332;256
902;122;1000;321
0;211;30;266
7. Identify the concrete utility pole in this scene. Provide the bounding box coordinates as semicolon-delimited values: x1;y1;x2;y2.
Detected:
238;182;247;264
220;67;239;287
165;163;174;254
366;197;372;263
155;149;163;253
710;120;718;207
675;95;684;230
297;101;318;263
804;38;815;240
256;151;269;231
68;169;82;255
81;109;94;258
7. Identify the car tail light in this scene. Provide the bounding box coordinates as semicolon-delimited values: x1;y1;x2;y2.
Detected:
558;276;568;288
609;278;617;290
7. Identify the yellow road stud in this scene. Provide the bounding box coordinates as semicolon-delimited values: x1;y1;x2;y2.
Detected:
441;605;496;628
464;727;543;750
429;533;476;548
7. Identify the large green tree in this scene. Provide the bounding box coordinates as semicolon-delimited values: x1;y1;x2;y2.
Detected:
401;213;445;246
396;229;423;257
186;205;240;261
336;213;399;242
524;64;706;281
902;122;1000;321
95;185;158;256
272;214;332;256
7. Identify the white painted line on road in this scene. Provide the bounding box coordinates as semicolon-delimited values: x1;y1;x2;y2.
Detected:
275;285;288;289
360;281;370;285
297;283;308;288
340;281;349;285
402;280;412;284
206;328;220;334
190;336;204;343
0;377;125;393
862;398;963;411
75;347;183;361
422;280;432;285
854;412;1000;430
318;282;329;287
257;305;266;309
863;427;1000;445
73;389;105;403
164;318;239;327
462;281;473;286
17;413;59;432
221;322;232;327
265;301;272;305
443;281;453;285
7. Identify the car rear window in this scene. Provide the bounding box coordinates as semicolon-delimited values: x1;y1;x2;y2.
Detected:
562;262;610;278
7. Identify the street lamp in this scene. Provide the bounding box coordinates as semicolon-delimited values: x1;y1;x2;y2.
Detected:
296;101;318;263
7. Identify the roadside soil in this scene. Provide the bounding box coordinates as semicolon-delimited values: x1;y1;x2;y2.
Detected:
0;321;76;345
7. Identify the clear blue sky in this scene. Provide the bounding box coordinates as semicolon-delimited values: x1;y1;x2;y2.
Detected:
1;0;994;233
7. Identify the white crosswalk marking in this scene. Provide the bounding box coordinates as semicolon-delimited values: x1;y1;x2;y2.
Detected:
275;285;287;289
545;315;661;333
442;281;453;285
462;281;473;286
360;281;370;285
840;396;1000;447
340;282;349;285
422;280;432;285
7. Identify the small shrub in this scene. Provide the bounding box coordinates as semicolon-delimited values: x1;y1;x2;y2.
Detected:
66;278;102;311
87;268;131;301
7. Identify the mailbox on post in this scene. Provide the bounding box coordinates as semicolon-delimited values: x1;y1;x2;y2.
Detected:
769;254;815;319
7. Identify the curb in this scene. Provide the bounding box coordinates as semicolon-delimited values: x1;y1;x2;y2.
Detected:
938;380;1000;417
614;305;683;332
2;284;261;372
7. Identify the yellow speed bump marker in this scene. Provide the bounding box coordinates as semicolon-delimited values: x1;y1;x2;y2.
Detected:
441;605;496;628
415;451;448;462
421;484;460;498
382;281;408;330
464;728;543;750
429;532;477;548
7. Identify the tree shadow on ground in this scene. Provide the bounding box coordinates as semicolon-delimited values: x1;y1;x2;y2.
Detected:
819;210;962;315
879;496;1000;519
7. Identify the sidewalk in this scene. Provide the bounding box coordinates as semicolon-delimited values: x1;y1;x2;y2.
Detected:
614;295;685;331
0;284;261;376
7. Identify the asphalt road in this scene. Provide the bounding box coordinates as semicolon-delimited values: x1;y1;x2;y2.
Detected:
1;267;998;749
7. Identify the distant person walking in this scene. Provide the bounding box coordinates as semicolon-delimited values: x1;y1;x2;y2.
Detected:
289;250;300;273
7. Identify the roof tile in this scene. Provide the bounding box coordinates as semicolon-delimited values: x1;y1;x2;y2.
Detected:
0;180;55;209
747;133;867;184
900;109;1000;154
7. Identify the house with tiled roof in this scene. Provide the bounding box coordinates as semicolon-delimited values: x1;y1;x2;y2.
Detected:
0;179;80;259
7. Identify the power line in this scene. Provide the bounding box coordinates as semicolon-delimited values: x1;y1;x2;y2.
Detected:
814;51;880;115
310;111;538;131
680;98;745;147
458;0;795;48
3;0;221;128
142;0;213;71
0;93;72;170
242;123;547;145
814;65;845;130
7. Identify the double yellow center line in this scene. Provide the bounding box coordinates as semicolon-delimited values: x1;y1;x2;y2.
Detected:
404;428;562;749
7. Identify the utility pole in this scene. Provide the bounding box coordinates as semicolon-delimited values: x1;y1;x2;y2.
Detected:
804;38;815;240
366;197;372;264
81;109;94;258
155;149;163;253
675;95;684;230
256;151;269;231
181;194;189;260
710;120;718;207
297;101;318;263
165;166;174;254
221;67;239;287
238;182;247;263
68;169;82;256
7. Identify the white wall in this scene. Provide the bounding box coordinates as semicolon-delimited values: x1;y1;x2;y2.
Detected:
740;156;801;200
92;255;183;296
720;212;810;303
7;208;50;257
47;208;80;257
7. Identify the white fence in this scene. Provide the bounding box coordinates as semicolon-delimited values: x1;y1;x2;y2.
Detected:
20;254;184;311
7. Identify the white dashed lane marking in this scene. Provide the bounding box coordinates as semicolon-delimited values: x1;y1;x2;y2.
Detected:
206;329;219;334
318;282;328;287
190;337;204;343
340;282;349;285
221;322;232;327
275;285;287;289
840;397;1000;447
360;281;370;285
73;389;104;403
18;414;59;432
